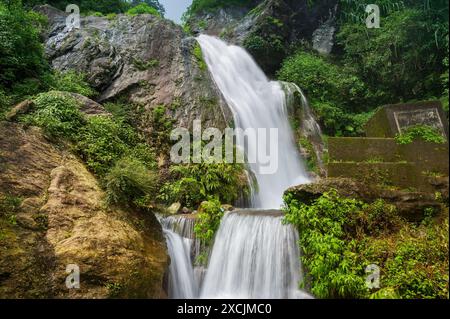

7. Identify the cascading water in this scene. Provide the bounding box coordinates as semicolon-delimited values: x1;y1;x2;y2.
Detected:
161;35;315;299
283;82;325;173
197;34;310;209
160;216;199;299
200;211;311;299
164;229;198;299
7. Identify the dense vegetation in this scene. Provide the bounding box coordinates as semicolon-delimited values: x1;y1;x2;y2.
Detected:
284;190;449;299
278;0;449;136
22;0;165;15
394;125;447;145
1;0;449;300
183;0;258;22
1;0;247;215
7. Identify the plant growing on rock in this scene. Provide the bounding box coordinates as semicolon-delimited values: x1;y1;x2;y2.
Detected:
395;125;447;145
75;115;140;176
25;91;85;139
283;189;449;299
126;3;161;17
194;198;224;246
50;71;97;98
159;161;249;209
105;156;158;206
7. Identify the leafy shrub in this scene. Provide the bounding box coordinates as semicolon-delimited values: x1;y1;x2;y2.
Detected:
0;1;48;87
149;105;174;150
283;190;369;298
75;116;139;176
159;162;249;209
192;43;207;71
183;0;257;20
194;198;224;246
127;3;160;16
395;125;447;144
25;91;85;138
278;51;366;108
50;71;97;97
106;13;117;20
336;8;448;105
132;58;159;71
0;194;22;215
105;156;158;206
284;189;449;299
277;51;369;135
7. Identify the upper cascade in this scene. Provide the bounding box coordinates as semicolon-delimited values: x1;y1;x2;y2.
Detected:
197;34;310;209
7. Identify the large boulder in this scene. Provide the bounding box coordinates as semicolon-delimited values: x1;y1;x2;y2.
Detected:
35;5;233;131
286;177;447;221
0;122;168;298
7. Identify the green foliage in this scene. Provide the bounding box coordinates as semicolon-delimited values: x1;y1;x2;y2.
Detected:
105;156;158;206
149;105;174;150
106;13;117;20
132;57;159;71
105;281;123;298
194;198;224;246
277;51;370;135
0;0;48;88
361;217;449;299
0;87;12;118
278;51;366;108
395;125;447;144
159;162;248;209
283;190;369;298
278;1;448;137
284;190;449;299
50;71;97;97
22;91;158;209
337;7;448;105
126;3;160;17
0;194;22;215
243;33;285;73
25;91;85;138
183;0;257;22
299;137;318;173
23;0;165;15
75;116;139;176
192;43;207;71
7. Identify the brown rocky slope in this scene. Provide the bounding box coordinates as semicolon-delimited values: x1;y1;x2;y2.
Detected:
0;122;168;298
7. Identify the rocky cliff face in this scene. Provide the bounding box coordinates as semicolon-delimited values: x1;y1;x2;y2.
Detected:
36;5;233;131
0;121;168;298
187;0;338;74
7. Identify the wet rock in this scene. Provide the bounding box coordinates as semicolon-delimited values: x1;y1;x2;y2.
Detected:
186;0;339;74
35;5;233;131
286;177;447;221
0;122;168;298
181;207;192;214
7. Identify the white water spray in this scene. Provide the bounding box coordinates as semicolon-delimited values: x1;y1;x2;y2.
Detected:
197;35;310;209
200;211;311;299
160;216;199;299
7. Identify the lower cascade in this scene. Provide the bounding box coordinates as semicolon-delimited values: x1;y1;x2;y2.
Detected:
200;212;310;299
161;212;312;299
161;35;314;299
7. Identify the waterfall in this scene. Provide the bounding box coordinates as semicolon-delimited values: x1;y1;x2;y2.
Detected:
283;82;325;173
160;216;199;299
197;34;310;209
200;211;311;299
164;229;198;299
160;35;315;300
